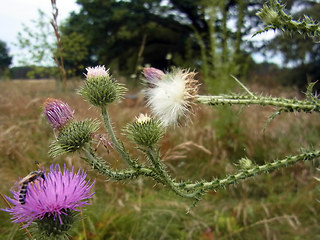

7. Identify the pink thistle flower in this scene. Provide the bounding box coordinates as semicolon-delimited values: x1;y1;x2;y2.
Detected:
143;67;165;87
85;65;109;78
43;98;74;130
2;164;95;227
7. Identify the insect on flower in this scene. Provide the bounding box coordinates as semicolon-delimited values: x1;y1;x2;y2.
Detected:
18;162;45;205
2;164;95;229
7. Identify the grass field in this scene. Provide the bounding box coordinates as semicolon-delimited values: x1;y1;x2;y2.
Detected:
0;79;320;239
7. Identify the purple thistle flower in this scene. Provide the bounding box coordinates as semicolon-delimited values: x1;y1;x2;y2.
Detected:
2;164;95;228
43;98;74;130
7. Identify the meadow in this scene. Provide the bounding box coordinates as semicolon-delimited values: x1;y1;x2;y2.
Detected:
0;78;320;240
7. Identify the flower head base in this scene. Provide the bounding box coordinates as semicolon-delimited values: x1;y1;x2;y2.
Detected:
144;68;199;126
43;98;74;130
78;66;127;107
85;65;109;78
49;119;100;157
125;113;165;147
143;67;165;87
2;164;94;237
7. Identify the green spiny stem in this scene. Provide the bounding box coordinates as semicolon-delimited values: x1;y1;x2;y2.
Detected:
82;146;165;183
197;95;320;113
146;147;201;199
101;106;135;167
175;149;320;191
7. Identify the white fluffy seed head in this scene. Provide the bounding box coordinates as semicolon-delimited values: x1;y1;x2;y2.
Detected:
145;69;199;126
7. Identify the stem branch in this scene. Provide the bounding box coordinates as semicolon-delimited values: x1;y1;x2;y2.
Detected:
101;106;134;167
197;95;319;113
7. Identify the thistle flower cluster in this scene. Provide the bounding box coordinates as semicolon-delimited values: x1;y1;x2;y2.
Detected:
2;164;94;238
4;54;320;238
38;65;320;206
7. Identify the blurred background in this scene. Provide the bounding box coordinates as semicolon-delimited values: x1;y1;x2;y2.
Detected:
0;0;320;239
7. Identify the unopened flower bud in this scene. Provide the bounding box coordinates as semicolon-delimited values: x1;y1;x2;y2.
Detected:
49;119;100;157
78;65;127;107
125;113;165;147
43;98;74;130
143;67;165;87
237;158;254;170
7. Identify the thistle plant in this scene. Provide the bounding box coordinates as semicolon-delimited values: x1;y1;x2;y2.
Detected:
35;59;320;208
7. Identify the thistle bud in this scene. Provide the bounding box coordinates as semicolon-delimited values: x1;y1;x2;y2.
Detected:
43;98;74;130
143;67;165;87
125;113;165;147
49;119;100;157
78;65;127;107
256;1;283;26
237;158;254;170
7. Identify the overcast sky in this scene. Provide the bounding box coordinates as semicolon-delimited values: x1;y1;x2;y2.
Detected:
0;0;80;66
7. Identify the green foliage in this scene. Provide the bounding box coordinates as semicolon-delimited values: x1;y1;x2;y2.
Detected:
14;10;90;80
0;40;12;73
58;32;89;77
26;65;59;79
63;0;194;74
62;0;259;83
16;10;55;67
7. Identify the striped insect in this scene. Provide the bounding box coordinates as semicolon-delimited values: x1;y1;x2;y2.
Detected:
18;165;45;205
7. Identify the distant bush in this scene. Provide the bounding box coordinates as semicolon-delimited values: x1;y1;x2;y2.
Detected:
10;66;57;79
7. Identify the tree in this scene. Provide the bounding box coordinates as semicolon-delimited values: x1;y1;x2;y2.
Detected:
58;32;89;77
0;40;12;78
16;9;58;78
63;0;194;74
63;0;263;91
15;8;90;82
